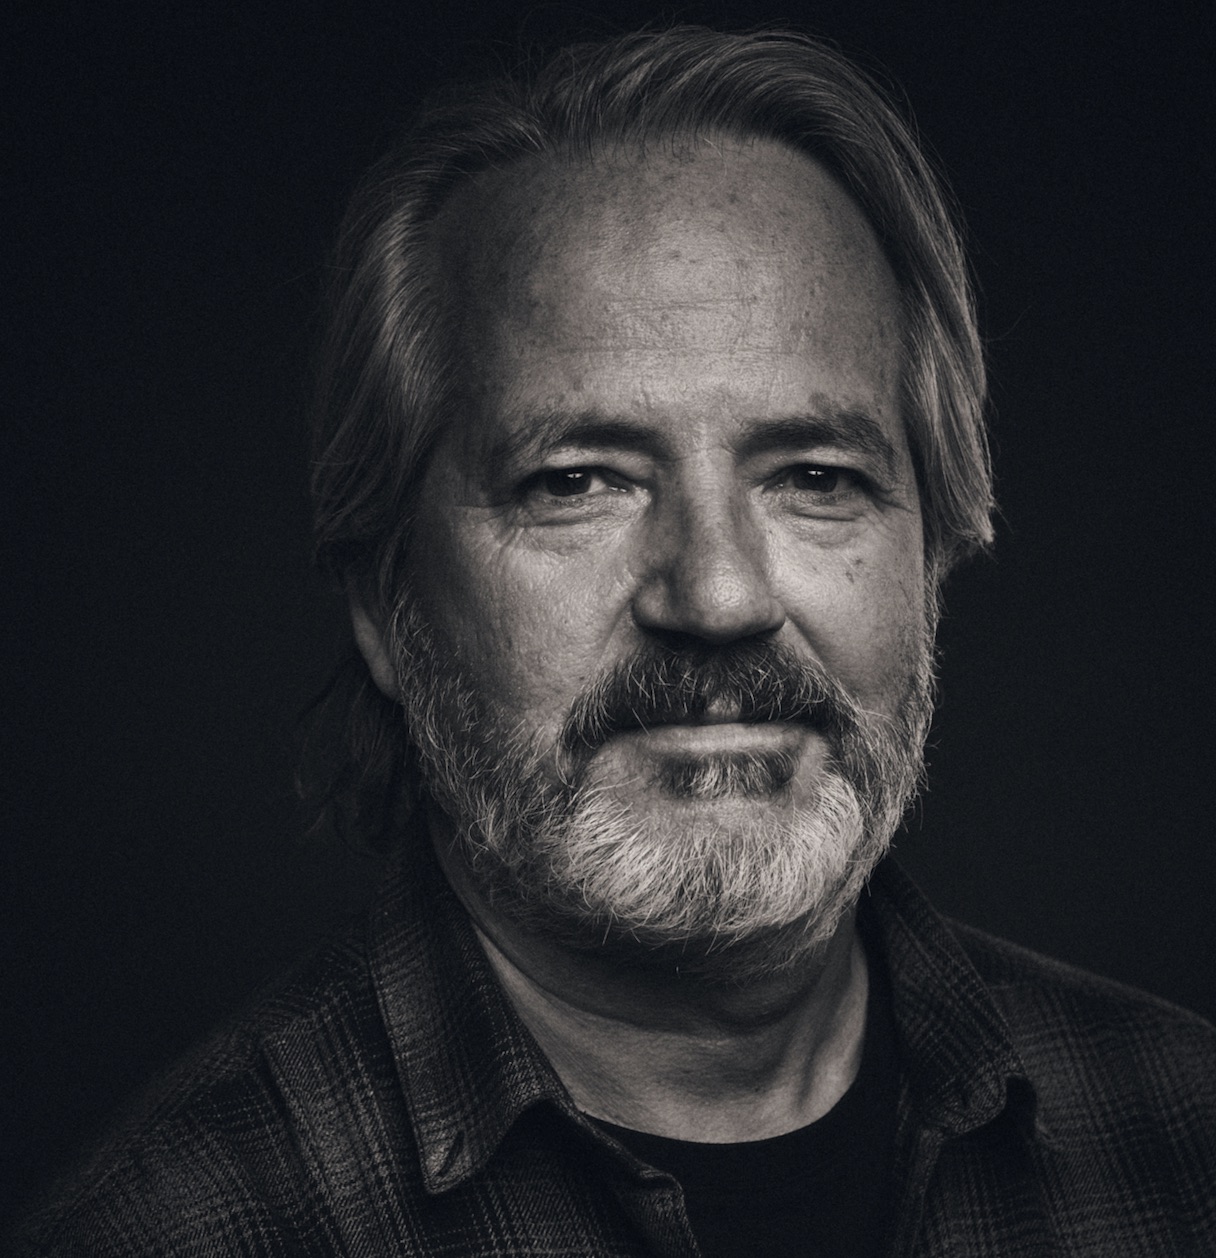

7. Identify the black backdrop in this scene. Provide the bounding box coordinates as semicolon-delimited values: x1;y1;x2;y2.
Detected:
5;0;1213;1223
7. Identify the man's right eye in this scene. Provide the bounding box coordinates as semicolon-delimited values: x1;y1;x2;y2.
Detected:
527;467;631;500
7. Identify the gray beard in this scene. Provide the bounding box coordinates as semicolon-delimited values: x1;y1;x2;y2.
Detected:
387;598;935;984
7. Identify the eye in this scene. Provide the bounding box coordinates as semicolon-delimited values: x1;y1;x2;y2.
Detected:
528;466;629;501
515;463;638;528
542;468;598;497
766;463;871;517
788;464;843;494
778;463;866;496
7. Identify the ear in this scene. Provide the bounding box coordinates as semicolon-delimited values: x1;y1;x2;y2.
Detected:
349;599;400;701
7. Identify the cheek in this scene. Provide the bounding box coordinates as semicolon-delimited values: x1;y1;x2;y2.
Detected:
409;519;630;715
848;545;928;697
778;524;926;700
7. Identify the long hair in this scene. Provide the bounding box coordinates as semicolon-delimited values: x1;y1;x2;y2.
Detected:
306;26;994;847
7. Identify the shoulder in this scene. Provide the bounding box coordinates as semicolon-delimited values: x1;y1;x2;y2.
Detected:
949;918;1216;1127
10;925;418;1257
949;917;1215;1045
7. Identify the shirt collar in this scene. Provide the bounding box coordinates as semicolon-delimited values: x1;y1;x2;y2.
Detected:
864;859;1035;1139
366;840;573;1194
368;842;1036;1193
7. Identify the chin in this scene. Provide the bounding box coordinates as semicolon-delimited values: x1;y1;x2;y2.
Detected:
389;598;929;982
474;760;888;985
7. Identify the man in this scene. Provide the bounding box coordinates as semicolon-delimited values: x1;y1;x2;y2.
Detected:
15;26;1214;1257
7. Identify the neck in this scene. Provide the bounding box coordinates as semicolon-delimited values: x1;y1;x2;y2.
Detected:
431;822;870;1143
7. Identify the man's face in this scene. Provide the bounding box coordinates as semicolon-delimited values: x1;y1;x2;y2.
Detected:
386;136;930;975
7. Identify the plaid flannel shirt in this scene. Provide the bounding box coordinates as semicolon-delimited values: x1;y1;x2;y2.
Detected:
14;844;1216;1256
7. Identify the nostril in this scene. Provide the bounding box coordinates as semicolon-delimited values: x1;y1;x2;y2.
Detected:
632;569;786;645
639;626;713;653
638;623;784;654
631;496;786;643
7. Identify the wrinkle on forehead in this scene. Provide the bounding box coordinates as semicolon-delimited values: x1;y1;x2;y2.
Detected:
432;134;901;362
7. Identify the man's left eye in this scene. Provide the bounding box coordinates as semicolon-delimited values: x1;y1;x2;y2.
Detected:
791;465;839;493
542;468;597;497
783;464;857;494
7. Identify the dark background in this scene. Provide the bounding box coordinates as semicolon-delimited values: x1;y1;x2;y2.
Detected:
5;0;1212;1223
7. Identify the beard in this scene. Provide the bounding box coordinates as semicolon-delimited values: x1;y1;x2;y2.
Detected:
386;596;935;984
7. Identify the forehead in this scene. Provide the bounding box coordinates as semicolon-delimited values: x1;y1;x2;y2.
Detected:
430;135;904;453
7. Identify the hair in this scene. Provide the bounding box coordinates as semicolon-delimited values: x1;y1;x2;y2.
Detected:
305;25;995;846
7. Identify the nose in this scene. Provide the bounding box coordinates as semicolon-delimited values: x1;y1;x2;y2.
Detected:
631;486;785;646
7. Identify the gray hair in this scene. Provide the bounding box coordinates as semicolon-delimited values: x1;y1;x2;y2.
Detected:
305;25;994;845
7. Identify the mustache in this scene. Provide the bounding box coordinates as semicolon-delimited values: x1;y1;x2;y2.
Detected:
559;640;860;762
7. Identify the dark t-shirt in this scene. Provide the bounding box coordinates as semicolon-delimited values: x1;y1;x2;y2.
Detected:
594;960;899;1258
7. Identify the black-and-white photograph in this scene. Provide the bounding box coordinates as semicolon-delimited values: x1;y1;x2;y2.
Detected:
5;1;1213;1252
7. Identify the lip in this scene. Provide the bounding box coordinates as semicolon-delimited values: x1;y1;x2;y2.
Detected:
611;720;811;754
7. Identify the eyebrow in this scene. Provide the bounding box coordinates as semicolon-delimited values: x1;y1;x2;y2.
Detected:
733;411;901;483
488;412;668;469
488;407;902;483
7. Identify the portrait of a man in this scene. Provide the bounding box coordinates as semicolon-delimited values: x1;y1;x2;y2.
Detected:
6;6;1213;1256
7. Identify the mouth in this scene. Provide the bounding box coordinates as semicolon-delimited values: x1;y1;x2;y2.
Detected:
610;718;814;756
559;644;852;771
694;697;747;725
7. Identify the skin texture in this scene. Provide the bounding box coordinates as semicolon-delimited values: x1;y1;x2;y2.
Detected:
355;135;926;1139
